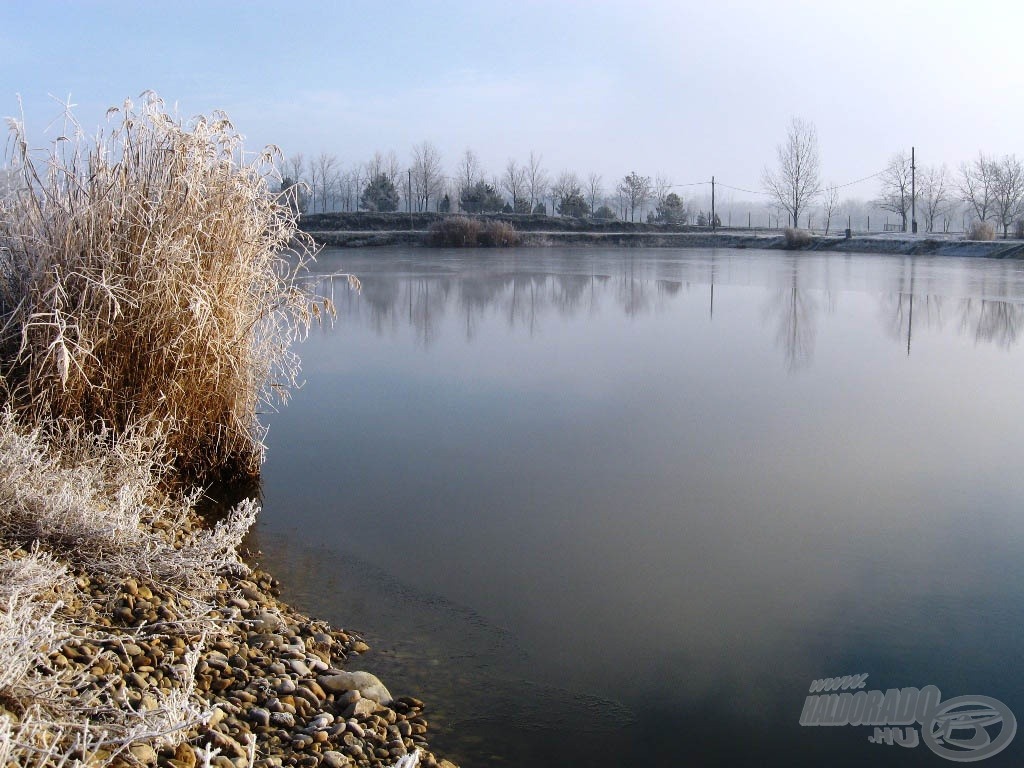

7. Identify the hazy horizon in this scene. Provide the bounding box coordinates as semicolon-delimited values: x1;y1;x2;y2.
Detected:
4;1;1024;208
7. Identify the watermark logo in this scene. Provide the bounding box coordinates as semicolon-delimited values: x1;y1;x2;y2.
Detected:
799;675;1016;762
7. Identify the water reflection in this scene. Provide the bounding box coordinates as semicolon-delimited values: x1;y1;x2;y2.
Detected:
271;248;1024;767
958;298;1024;347
307;250;1024;366
764;255;818;370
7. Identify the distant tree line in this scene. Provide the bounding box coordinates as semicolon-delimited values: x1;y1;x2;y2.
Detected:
277;145;707;226
279;127;1024;238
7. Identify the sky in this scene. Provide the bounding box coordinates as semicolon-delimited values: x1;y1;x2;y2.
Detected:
3;0;1024;205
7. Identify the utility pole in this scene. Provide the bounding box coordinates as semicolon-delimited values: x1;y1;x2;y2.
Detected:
711;176;716;231
408;169;413;231
911;146;917;234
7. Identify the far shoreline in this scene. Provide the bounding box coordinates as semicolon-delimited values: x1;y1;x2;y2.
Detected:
302;227;1024;259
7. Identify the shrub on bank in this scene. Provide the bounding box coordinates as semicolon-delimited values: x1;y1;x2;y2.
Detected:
428;216;520;247
783;227;813;249
0;94;323;481
968;220;996;241
478;220;520;247
428;216;482;246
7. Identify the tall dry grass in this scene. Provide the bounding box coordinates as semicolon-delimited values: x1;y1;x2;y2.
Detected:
968;220;996;241
783;227;812;249
428;216;520;247
0;93;325;481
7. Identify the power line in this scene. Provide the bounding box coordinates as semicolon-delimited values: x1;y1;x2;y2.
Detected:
832;169;885;190
666;168;886;199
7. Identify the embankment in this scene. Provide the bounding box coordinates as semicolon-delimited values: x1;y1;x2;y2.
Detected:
304;225;1024;258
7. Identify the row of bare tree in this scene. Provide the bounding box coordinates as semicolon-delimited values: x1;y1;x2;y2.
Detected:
284;126;1024;236
763;117;1024;236
280;144;690;222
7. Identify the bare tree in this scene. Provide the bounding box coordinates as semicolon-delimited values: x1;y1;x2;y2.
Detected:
762;117;822;230
286;153;305;186
456;149;482;204
959;152;997;224
586;173;603;215
312;153;338;213
338;167;359;211
366;150;401;186
349;164;365;212
617;171;651;222
551;171;580;215
991;154;1024;238
919;164;951;233
526;150;548;211
876;152;915;232
821;184;839;235
280;153;308;213
501;159;528;213
410;141;443;211
653;175;672;208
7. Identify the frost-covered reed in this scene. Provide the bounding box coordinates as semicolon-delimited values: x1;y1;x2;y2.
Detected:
0;93;324;481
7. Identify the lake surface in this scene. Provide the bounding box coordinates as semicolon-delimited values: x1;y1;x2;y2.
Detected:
251;247;1024;767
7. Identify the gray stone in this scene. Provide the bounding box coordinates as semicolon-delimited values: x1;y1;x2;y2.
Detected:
308;713;334;729
317;671;392;704
270;711;295;728
321;752;351;768
254;611;284;632
345;720;364;738
343;697;378;718
288;659;311;677
249;707;271;728
336;689;360;707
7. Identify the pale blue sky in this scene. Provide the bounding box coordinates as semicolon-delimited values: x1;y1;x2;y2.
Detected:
3;0;1024;201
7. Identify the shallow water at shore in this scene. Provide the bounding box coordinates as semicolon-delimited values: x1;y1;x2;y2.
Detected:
255;247;1024;767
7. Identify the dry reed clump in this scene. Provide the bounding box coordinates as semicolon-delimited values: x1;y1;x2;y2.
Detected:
477;220;520;247
428;216;482;246
0;93;325;482
968;220;996;241
428;216;520;247
783;227;812;249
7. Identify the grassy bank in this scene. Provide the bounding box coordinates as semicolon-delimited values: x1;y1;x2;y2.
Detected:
304;220;1024;258
300;210;704;234
0;96;451;767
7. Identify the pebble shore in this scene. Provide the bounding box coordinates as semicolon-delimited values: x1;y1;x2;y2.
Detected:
4;532;458;768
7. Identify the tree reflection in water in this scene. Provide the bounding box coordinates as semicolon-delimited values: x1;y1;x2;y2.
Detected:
764;255;818;371
305;253;1024;368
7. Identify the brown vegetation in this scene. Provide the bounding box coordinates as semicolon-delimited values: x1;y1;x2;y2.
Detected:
783;227;813;249
968;220;996;241
428;216;520;247
0;94;324;481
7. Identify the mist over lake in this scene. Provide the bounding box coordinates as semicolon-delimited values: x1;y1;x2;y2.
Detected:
252;247;1024;767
